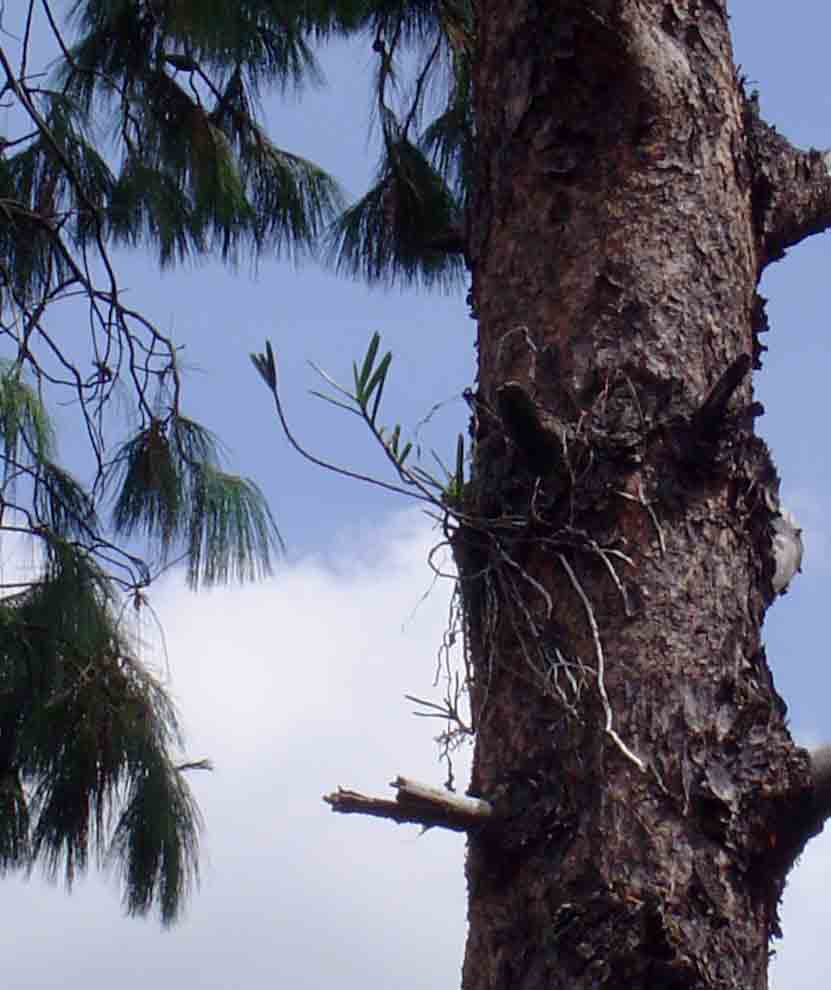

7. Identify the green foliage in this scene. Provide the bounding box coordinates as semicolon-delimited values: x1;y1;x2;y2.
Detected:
0;0;356;922
345;333;468;500
0;0;478;927
0;767;28;869
258;332;466;508
359;0;467;46
328;136;465;287
435;433;466;508
34;462;98;542
0;360;274;921
184;465;280;588
0;535;201;924
327;0;474;286
110;749;203;926
56;0;351;265
420;39;474;206
110;414;282;589
0;89;116;302
2;0;475;288
0;361;55;470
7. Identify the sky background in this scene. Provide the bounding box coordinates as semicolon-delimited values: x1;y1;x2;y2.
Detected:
1;2;831;987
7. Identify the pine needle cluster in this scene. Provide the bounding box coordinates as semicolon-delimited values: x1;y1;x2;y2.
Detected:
329;0;474;287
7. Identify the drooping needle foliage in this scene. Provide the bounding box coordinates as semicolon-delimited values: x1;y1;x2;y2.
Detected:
328;0;474;288
109;415;281;588
0;0;475;924
0;526;204;925
0;0;366;923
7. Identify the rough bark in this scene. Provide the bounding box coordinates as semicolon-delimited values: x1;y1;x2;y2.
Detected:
456;3;825;989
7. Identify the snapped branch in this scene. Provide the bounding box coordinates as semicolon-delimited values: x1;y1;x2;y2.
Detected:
324;776;493;832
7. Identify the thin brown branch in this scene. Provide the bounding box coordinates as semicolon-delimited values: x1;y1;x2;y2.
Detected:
324;776;493;832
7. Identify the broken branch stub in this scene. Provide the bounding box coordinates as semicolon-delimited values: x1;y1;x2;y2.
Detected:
324;776;493;832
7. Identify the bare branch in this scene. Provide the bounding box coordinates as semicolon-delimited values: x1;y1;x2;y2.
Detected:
324;776;493;832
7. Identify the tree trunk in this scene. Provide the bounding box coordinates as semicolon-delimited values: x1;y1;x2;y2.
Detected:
458;2;828;987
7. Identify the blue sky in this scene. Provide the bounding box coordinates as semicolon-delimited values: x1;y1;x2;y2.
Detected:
1;3;830;988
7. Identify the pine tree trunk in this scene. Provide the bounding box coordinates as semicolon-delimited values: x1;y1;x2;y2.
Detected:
458;3;822;987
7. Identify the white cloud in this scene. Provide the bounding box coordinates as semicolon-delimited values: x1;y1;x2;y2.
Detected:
153;508;463;771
